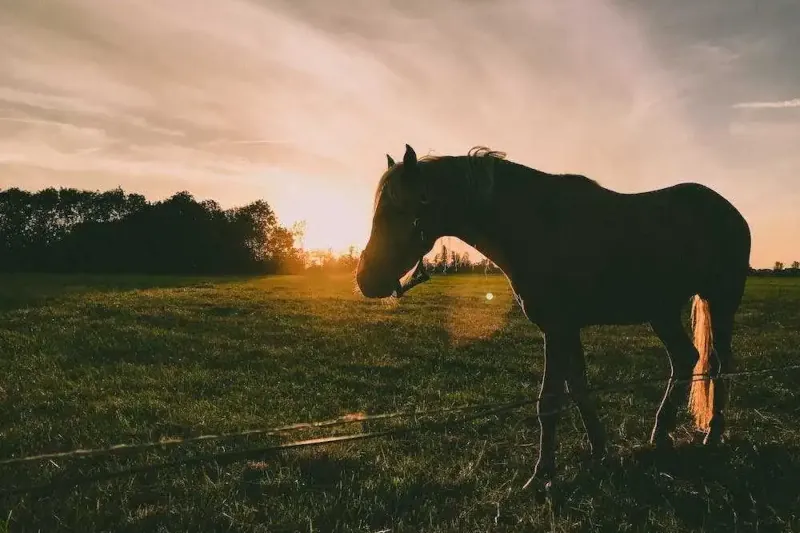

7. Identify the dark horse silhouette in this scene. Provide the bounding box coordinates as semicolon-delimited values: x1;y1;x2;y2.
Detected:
356;144;751;487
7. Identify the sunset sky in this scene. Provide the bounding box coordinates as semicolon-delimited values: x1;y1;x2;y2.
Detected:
1;0;798;267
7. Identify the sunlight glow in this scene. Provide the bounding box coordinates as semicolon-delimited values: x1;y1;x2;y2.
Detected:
264;169;372;252
0;0;796;266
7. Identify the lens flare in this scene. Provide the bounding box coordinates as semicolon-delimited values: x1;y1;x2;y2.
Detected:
486;292;494;300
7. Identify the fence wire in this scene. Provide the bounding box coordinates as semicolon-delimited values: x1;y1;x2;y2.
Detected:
1;363;798;497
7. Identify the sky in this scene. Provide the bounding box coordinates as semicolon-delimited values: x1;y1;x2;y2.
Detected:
0;0;798;267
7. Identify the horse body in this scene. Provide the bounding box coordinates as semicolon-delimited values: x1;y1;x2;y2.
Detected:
357;145;751;488
460;163;750;329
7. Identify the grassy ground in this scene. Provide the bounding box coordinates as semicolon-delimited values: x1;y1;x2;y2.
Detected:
0;273;798;532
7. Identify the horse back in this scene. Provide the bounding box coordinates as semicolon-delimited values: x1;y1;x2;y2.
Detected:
506;181;750;326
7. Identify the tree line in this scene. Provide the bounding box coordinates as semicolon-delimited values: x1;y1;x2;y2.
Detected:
303;242;502;276
0;187;304;274
421;241;501;274
750;262;800;277
1;186;795;277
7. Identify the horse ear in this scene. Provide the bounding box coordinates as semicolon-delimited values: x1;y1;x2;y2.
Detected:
386;154;396;169
403;144;417;168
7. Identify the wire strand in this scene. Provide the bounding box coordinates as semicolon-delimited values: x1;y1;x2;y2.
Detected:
0;404;521;497
2;364;798;468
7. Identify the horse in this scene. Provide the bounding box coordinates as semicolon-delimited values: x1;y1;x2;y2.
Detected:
356;144;751;487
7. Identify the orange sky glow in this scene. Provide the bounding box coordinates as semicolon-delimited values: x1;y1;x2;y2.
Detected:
1;0;798;267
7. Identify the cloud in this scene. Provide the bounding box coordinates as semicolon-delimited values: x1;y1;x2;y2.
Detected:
0;0;798;263
206;140;292;146
733;98;800;109
1;0;710;190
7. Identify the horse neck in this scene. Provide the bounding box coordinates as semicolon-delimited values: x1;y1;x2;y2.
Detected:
436;158;543;276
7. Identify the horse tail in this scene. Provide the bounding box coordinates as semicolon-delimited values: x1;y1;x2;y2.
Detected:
688;294;714;430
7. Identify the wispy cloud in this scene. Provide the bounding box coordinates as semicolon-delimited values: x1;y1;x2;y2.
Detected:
0;117;76;127
1;0;706;193
733;98;800;109
204;139;294;147
0;0;798;263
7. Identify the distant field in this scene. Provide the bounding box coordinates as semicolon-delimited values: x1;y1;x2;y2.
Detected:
0;274;798;532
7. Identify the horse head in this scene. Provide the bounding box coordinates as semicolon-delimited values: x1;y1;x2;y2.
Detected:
357;144;502;298
356;144;437;298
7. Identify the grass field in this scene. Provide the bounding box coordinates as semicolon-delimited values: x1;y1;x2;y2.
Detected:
0;273;798;532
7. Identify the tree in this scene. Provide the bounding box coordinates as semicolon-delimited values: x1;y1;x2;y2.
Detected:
338;245;359;273
792;261;800;270
437;242;449;273
0;186;301;275
774;261;784;271
290;221;307;250
461;251;472;272
451;250;460;272
268;226;303;272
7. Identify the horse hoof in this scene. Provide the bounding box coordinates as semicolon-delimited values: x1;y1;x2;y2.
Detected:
649;428;676;449
652;436;674;452
523;474;550;490
522;475;553;503
578;446;608;466
591;449;610;469
590;441;608;459
523;458;555;491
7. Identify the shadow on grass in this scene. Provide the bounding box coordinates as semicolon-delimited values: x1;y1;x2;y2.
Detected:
0;273;244;313
235;452;486;533
4;430;798;533
541;438;800;532
226;435;800;532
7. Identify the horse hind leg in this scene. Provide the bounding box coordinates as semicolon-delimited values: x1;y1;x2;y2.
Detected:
649;313;698;449
703;297;740;445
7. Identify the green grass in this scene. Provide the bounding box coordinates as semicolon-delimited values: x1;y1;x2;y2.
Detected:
0;273;798;532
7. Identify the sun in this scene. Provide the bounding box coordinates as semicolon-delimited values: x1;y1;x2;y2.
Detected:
270;177;371;253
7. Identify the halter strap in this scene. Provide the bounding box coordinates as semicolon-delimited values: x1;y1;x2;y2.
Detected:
395;255;430;297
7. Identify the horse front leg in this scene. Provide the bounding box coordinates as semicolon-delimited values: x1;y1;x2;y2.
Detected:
564;334;606;459
524;329;570;487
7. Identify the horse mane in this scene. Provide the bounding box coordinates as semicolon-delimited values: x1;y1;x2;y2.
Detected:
458;146;507;203
374;146;507;210
465;145;507;163
374;145;600;211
